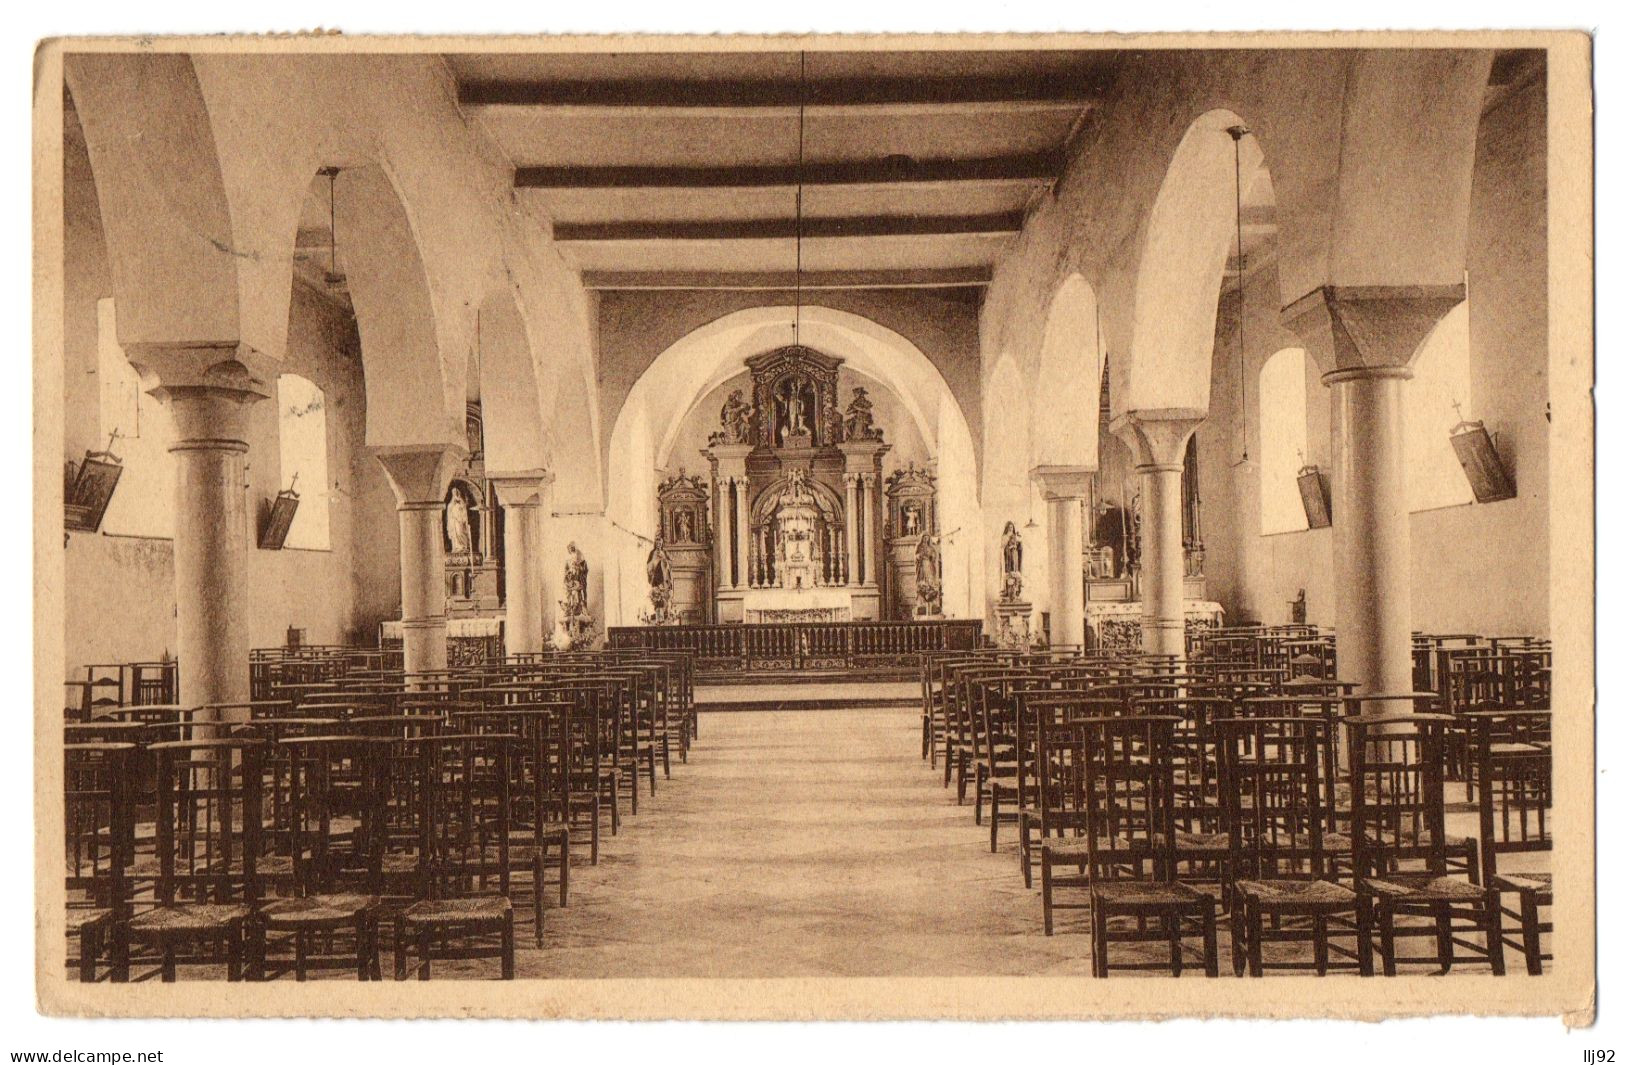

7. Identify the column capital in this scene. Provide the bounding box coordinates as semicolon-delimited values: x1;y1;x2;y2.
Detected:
373;443;467;507
488;469;554;508
125;341;275;399
129;343;272;442
1030;465;1094;501
1281;283;1465;379
1110;409;1203;471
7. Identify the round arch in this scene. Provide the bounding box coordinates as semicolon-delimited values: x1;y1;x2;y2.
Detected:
1032;273;1104;468
64;54;241;349
329;164;460;448
1125;109;1267;415
605;305;981;625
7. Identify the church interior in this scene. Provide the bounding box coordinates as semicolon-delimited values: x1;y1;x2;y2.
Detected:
49;41;1568;986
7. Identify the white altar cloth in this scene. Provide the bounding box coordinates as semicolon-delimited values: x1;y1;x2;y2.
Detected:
741;586;853;624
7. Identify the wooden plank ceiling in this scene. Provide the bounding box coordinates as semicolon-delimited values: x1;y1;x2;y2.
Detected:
446;49;1118;292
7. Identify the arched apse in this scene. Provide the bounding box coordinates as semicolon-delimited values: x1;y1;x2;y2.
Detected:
1125;109;1267;415
604;305;981;626
63;54;241;349
980;357;1035;618
1032;273;1103;468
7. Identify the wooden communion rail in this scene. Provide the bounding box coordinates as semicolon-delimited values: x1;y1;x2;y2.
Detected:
607;619;983;679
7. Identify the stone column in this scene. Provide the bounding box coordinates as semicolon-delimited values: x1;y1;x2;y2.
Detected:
375;444;464;681
1032;466;1092;648
135;348;270;714
490;470;552;658
716;478;735;594
1113;411;1203;660
860;475;876;586
851;478;864;588
734;477;751;590
1284;284;1464;697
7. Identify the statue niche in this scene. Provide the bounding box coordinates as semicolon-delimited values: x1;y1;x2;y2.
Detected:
773;375;818;447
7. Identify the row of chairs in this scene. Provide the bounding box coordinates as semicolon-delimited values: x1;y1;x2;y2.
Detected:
64;649;696;982
65;660;178;721
920;641;1553;978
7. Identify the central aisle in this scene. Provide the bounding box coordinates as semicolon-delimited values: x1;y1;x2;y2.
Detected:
525;707;1095;978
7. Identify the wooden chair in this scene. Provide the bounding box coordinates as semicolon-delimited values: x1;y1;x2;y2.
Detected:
392;733;516;980
65;742;137;982
1344;713;1504;975
255;735;390;980
126;738;267;981
1081;715;1220;977
1466;710;1553;974
1218;716;1362;976
1023;694;1132;897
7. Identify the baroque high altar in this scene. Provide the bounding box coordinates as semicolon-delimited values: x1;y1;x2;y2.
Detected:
697;345;919;625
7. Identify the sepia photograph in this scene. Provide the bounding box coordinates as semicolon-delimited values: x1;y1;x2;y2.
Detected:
29;24;1595;1026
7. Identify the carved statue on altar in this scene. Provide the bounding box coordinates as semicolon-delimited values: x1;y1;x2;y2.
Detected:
711;389;755;446
843;386;884;443
914;532;943;617
786;386;808;436
1000;521;1024;602
901;500;922;537
445;488;473;558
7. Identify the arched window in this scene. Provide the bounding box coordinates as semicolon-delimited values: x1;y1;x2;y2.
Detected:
1405;302;1473;512
277;373;330;550
1259;347;1310;534
96;298;174;538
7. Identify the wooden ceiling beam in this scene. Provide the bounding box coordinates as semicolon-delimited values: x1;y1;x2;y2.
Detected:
554;212;1024;242
516;152;1061;191
580;267;993;291
459;75;1100;111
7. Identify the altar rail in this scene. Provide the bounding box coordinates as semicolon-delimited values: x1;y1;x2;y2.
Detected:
608;620;982;677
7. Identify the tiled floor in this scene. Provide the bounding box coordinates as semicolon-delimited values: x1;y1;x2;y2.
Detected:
524;706;1097;978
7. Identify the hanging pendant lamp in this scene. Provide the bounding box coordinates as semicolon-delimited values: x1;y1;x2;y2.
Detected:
1227;125;1251;466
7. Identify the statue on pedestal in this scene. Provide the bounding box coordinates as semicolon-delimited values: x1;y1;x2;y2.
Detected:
843;387;884;443
640;537;675;625
1000;520;1024;603
445;489;473;558
710;389;755;446
914;532;943;617
551;541;598;649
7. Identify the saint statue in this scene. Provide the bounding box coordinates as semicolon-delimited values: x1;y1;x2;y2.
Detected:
645;538;674;623
843;386;883;443
445;489;473;557
786;386;807;435
712;389;755;446
674;509;693;543
1000;521;1024;602
901;501;921;537
563;541;589;619
914;532;942;616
